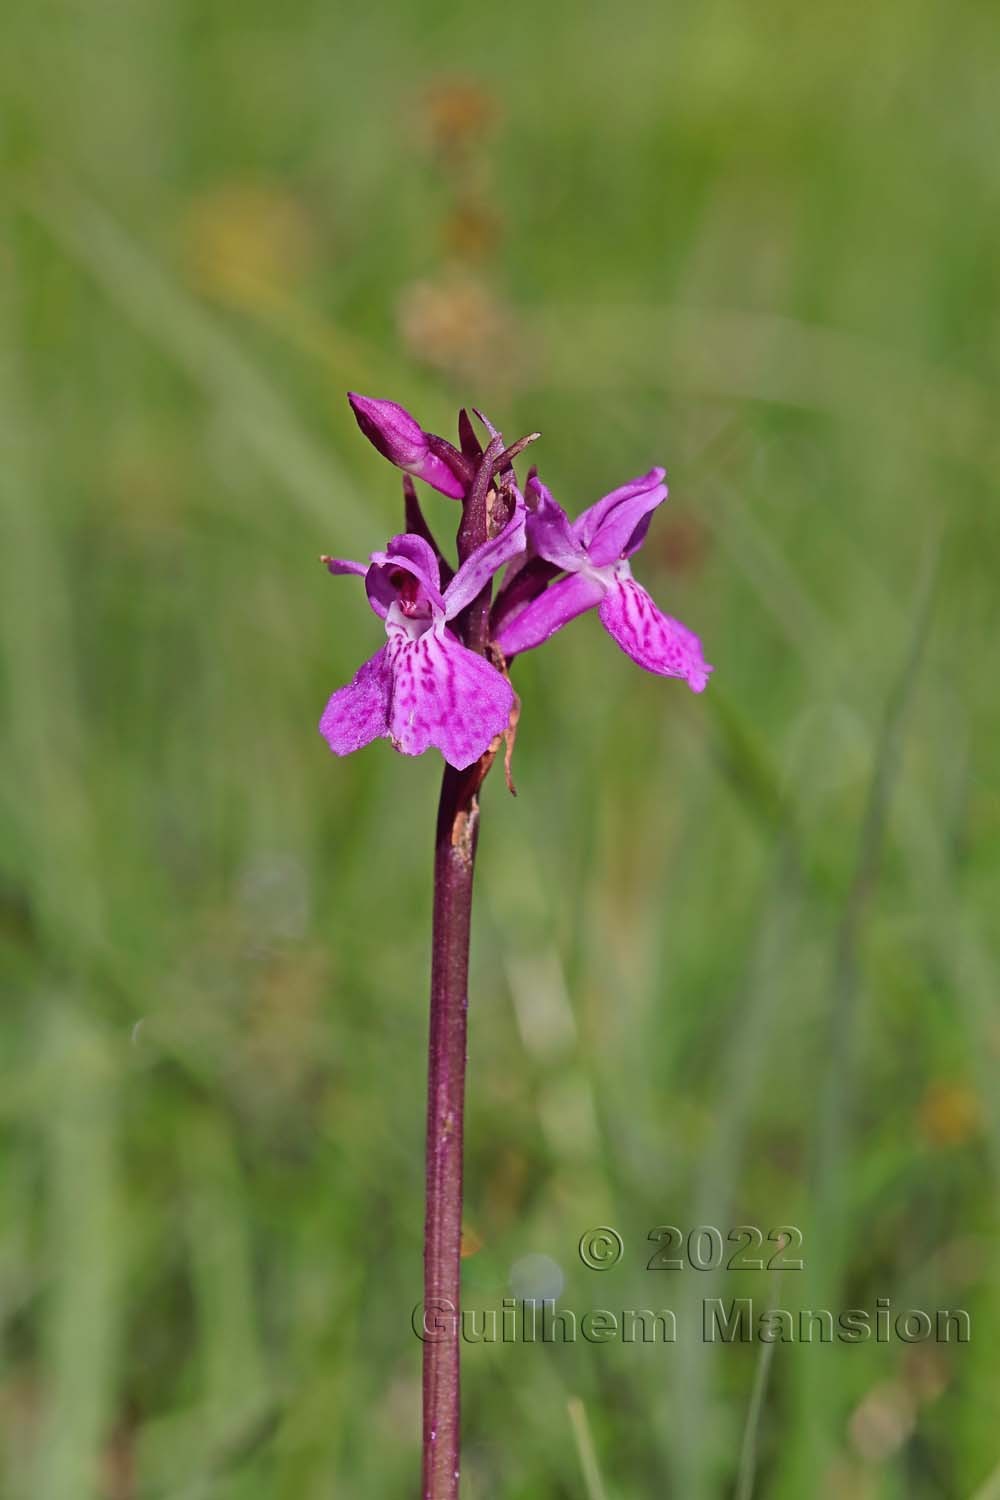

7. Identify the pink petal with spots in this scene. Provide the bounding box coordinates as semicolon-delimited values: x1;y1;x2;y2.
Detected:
598;576;712;691
386;628;513;769
319;646;393;755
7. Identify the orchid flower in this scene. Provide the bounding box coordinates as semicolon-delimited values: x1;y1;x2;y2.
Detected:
320;497;525;771
320;394;712;1500
494;470;712;692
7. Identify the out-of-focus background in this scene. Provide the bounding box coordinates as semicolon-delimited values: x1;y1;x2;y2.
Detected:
2;1;998;1496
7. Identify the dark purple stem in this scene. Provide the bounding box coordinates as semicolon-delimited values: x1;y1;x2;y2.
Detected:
456;434;505;654
423;436;505;1499
422;759;480;1500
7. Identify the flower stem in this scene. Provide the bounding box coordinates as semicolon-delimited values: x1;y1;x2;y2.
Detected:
423;760;481;1499
422;429;511;1497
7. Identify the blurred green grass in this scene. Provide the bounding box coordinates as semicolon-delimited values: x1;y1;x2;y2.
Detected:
2;0;999;1495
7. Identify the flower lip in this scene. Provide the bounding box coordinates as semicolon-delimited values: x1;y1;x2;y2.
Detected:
598;574;712;690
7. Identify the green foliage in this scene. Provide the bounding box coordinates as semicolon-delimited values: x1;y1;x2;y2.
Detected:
1;0;998;1494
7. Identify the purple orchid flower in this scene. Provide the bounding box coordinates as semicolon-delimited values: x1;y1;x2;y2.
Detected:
320;392;715;1500
348;393;468;500
495;470;712;692
320;498;525;770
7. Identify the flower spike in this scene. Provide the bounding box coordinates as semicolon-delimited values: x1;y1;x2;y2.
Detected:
322;398;710;774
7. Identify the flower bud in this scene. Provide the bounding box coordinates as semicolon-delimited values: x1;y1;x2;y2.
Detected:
347;393;467;499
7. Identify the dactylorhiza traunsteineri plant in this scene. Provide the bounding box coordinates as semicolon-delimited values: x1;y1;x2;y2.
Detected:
319;395;711;1500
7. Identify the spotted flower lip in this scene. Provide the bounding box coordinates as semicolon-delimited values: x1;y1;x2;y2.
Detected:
495;471;712;692
320;498;525;769
348;393;467;500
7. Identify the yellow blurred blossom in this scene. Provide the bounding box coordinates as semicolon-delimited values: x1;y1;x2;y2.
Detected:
180;181;315;310
918;1080;982;1148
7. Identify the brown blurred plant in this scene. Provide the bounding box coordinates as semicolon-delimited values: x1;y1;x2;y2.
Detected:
396;77;525;388
397;273;523;388
420;77;499;161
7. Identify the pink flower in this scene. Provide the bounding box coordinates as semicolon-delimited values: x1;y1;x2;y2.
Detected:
320;499;525;770
495;471;711;692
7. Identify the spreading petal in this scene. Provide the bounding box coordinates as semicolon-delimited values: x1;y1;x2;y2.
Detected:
495;571;605;658
386;628;513;769
442;495;527;619
323;557;367;577
319;646;393;755
598;576;712;691
524;476;585;571
574;469;667;567
348;393;466;499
